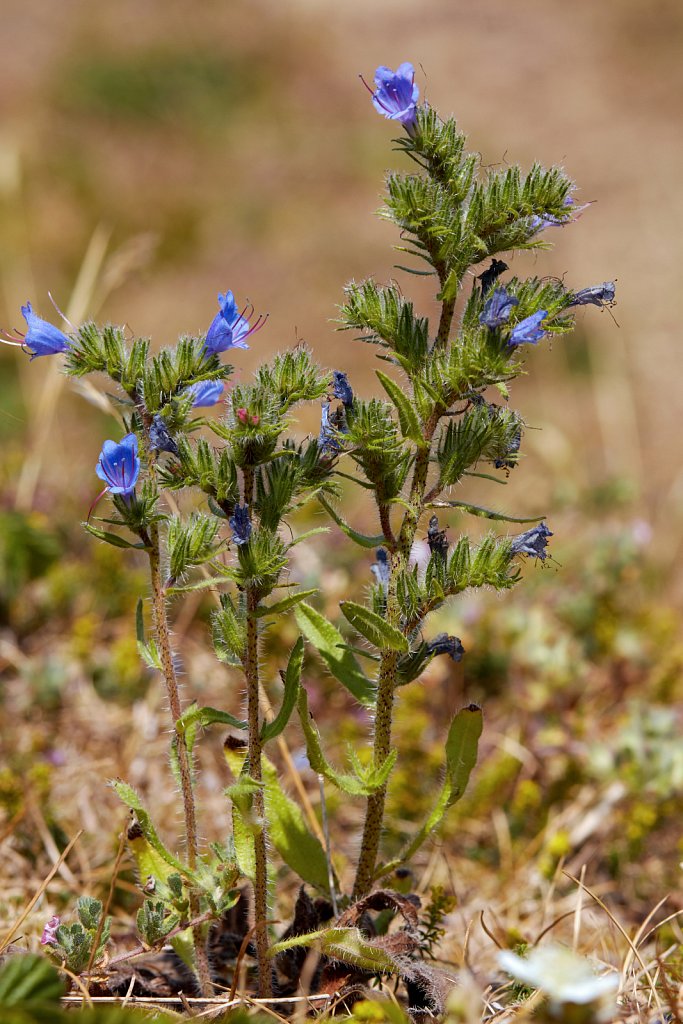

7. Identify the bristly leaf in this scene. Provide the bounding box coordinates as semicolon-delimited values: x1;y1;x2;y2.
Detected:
376;369;425;444
339;601;409;653
297;686;396;797
261;637;304;741
318;495;385;549
111;780;197;883
177;705;247;755
255;589;318;619
295;602;375;706
375;704;483;879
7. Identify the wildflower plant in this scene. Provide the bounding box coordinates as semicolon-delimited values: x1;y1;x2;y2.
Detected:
8;61;615;1007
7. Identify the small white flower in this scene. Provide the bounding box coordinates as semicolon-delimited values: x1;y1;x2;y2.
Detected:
499;945;618;1017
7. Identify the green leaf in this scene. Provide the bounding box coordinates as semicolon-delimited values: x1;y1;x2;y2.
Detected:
262;637;303;741
224;741;331;892
376;370;424;445
427;500;545;524
375;704;482;879
318;495;384;549
339;601;408;653
0;954;64;1007
177;705;247;755
83;523;147;549
262;757;332;893
165;575;226;595
286;527;330;548
269;927;399;974
111;780;196;882
255;589;318;619
295;602;375;706
297;687;395;796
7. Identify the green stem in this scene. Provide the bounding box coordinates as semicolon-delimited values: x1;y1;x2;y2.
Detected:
148;525;213;996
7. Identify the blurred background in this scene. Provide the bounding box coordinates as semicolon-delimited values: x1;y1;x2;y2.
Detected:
2;0;683;971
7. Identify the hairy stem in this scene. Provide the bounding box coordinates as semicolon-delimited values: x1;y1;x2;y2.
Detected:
434;296;456;350
148;524;213;996
353;400;442;898
352;644;398;900
242;463;271;997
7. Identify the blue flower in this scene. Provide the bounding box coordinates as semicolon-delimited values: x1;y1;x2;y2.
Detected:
332;370;354;408
566;281;616;308
183;380;225;407
95;434;140;497
21;301;71;360
527;196;578;236
480;286;519;329
508;310;548;347
318;401;342;457
510;522;553;560
229;503;252;546
204;291;266;356
366;63;419;128
426;633;465;662
149;414;179;456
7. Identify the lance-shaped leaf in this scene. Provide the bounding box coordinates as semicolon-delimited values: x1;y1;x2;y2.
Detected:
112;779;197;883
177;705;247;755
84;523;147;549
374;704;482;880
297;686;397;797
136;598;162;670
295;602;375;706
262;636;303;741
376;369;425;445
255;588;318;619
269;927;400;974
428;500;544;524
318;495;385;549
340;601;408;653
224;739;332;893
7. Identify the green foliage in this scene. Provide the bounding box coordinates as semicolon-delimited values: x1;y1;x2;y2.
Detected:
345;399;412;500
294;601;375;705
338;281;429;371
376;704;483;879
157;435;239;508
254;348;331;412
298;684;397;797
46;897;111;974
166;512;221;580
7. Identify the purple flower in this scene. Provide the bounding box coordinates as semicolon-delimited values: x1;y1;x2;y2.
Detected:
95;434;140;497
332;370;354;409
426;634;465;662
366;63;419;128
508;310;548;348
229;503;252;546
510;522;553;560
566;281;616;308
183;380;225;407
480;286;519;329
21;301;71;359
527;196;577;236
149;414;179;456
204;291;266;356
40;916;61;946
